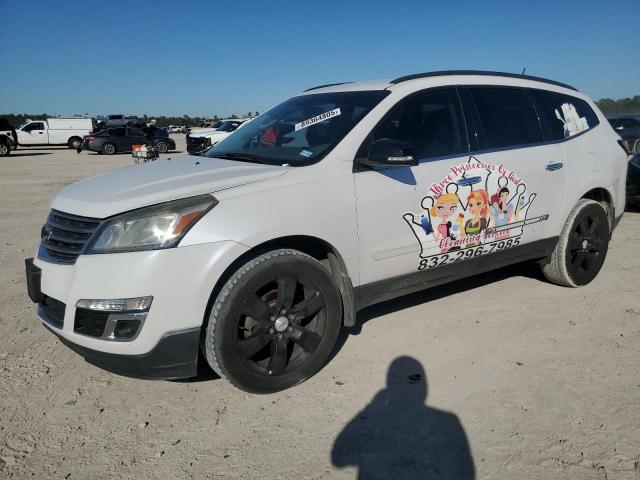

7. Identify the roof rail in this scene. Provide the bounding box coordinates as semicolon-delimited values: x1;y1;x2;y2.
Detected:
389;70;577;91
304;82;353;92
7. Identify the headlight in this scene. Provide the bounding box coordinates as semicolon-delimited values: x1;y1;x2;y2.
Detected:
88;195;217;253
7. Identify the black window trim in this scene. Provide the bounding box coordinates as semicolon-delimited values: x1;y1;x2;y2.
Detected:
353;84;601;173
353;85;471;172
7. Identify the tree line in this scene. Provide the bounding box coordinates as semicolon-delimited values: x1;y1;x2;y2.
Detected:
2;96;639;128
0;113;261;128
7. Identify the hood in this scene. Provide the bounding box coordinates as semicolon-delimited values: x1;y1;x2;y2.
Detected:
51;154;288;218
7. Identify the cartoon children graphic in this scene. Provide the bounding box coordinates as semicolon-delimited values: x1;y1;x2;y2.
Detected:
464;189;489;247
430;193;459;253
490;186;514;227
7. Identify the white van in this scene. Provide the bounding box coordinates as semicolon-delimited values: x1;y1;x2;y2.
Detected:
25;71;627;393
16;117;93;149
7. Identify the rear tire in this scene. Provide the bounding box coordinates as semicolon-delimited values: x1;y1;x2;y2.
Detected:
101;143;116;155
205;249;342;393
541;199;610;287
0;142;9;156
68;137;82;149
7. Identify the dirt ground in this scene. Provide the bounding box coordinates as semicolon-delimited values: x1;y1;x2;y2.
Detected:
1;137;639;480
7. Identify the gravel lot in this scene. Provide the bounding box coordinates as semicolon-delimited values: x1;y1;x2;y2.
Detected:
1;137;639;479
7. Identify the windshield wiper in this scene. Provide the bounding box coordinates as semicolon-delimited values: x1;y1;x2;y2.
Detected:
211;152;265;164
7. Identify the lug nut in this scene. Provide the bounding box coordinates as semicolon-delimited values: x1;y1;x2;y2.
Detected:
277;333;283;339
269;328;275;335
270;315;276;321
288;327;293;332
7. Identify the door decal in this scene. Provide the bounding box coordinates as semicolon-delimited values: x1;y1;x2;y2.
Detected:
403;156;548;270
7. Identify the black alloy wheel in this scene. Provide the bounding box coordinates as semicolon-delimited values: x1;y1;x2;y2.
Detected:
205;249;342;393
155;141;169;153
565;206;609;285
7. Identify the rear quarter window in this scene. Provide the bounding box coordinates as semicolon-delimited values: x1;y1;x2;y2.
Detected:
528;89;600;141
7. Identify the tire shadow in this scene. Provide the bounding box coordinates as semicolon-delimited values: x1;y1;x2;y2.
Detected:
6;152;51;157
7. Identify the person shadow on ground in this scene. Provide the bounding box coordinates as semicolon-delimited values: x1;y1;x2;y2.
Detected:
332;356;475;480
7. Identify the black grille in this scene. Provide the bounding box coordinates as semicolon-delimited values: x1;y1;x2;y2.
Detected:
39;296;66;329
39;210;101;264
186;135;210;154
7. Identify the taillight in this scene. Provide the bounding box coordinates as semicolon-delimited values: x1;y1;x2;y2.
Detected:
618;139;630;155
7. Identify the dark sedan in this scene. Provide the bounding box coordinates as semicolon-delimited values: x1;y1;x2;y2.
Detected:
608;116;640;153
78;127;175;155
628;153;640;207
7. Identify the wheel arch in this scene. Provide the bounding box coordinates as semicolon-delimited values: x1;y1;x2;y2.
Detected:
201;235;357;349
580;187;614;231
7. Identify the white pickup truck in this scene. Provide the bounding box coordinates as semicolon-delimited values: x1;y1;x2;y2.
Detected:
16;118;93;149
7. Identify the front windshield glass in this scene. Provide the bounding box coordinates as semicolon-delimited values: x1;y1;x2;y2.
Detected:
204;90;389;166
216;121;240;132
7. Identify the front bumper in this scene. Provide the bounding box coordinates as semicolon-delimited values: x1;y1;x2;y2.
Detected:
25;240;249;379
45;322;201;379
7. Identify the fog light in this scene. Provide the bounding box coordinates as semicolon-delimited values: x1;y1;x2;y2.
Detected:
75;296;153;312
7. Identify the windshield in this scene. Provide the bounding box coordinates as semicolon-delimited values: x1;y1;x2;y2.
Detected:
204;90;389;166
216;121;241;132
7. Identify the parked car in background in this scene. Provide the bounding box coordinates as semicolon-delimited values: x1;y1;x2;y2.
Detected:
0;118;18;156
608;115;640;153
15;117;92;149
628;153;640;207
169;125;187;134
25;71;626;393
77;126;175;155
105;115;139;127
186;118;251;154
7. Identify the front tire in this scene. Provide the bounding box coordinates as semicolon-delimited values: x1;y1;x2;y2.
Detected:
101;143;116;155
205;249;342;393
0;142;9;156
542;199;610;287
155;141;168;153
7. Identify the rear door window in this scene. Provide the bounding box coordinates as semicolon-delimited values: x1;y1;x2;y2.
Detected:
528;89;600;140
109;128;126;137
467;87;543;149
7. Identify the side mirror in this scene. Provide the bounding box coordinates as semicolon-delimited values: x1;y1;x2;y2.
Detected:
359;138;418;168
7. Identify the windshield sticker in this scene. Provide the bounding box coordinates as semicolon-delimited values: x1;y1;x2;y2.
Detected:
294;108;341;131
555;103;589;137
402;156;548;271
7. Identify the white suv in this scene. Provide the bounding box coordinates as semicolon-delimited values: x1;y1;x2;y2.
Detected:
26;71;627;393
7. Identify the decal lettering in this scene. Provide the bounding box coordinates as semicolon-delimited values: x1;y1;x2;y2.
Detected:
403;156;547;270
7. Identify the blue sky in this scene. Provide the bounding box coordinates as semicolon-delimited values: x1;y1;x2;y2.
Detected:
1;0;638;117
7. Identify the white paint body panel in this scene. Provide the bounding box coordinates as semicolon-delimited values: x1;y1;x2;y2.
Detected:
35;74;627;355
17;118;92;146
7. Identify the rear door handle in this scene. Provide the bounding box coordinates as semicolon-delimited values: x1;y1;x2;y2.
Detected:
457;176;482;186
545;162;563;171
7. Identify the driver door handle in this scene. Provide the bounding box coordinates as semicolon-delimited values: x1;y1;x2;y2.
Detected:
545;162;564;171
